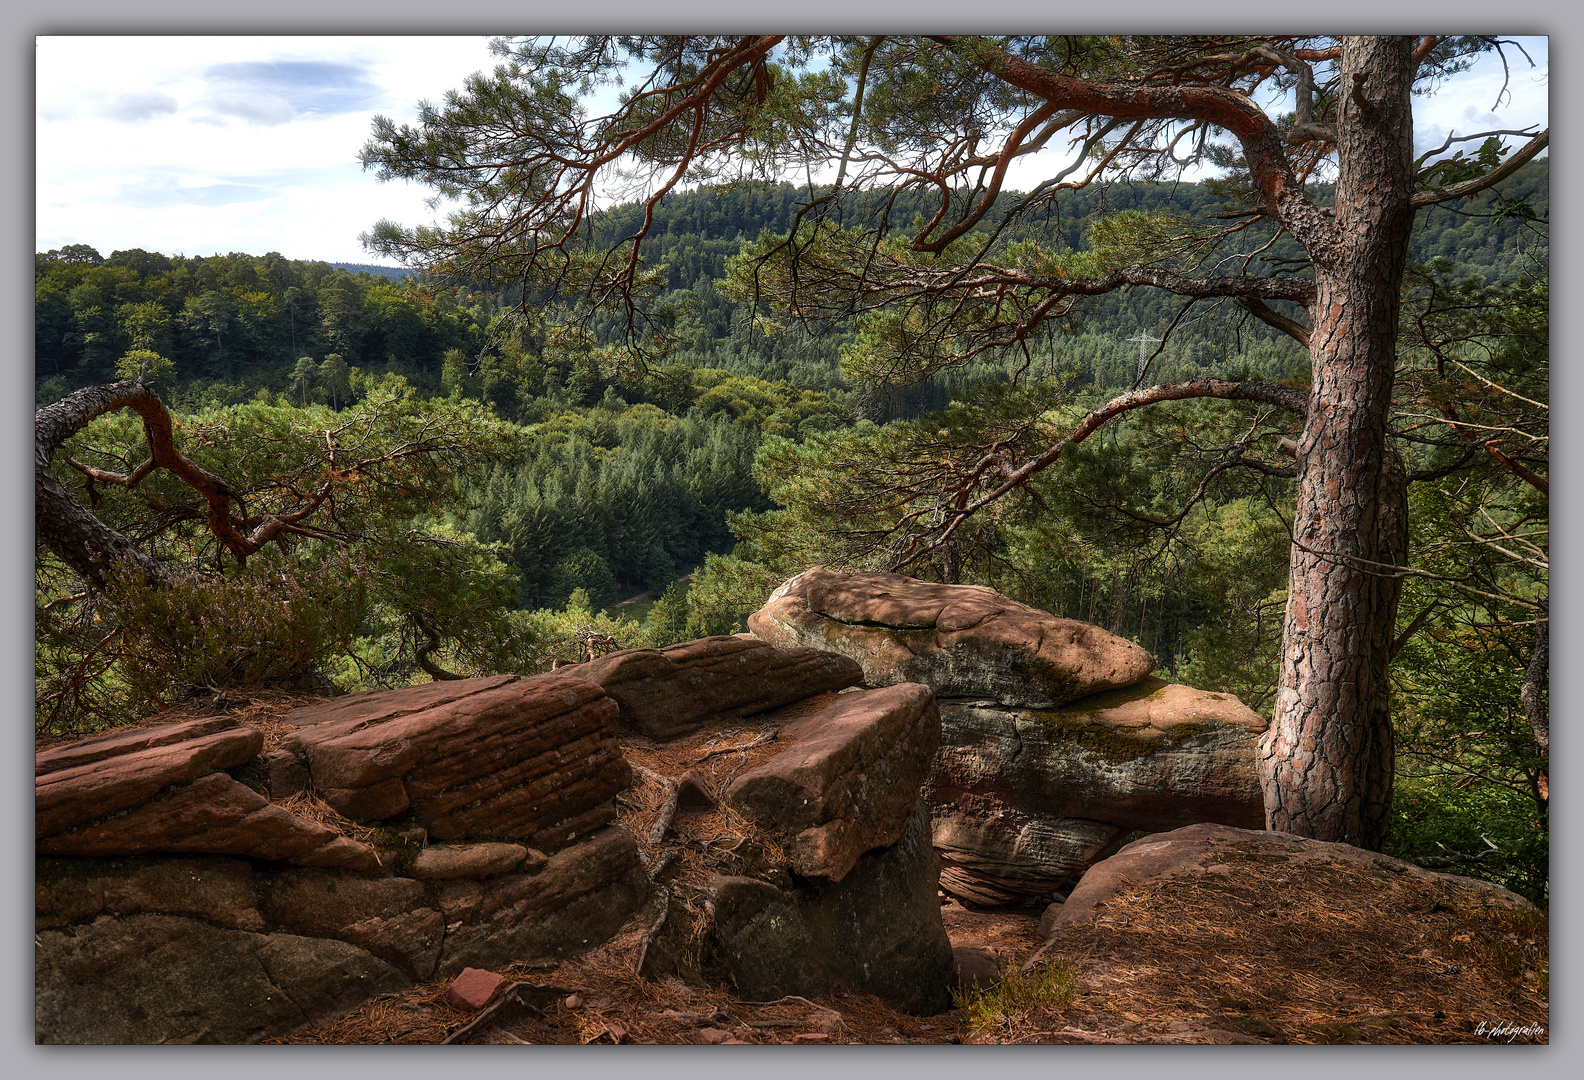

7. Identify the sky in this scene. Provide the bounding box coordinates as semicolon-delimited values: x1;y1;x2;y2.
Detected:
35;36;1551;267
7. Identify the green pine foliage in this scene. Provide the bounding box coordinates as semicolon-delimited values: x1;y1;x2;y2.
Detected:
36;157;1549;902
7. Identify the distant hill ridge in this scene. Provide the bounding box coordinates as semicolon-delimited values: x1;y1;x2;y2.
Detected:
330;262;411;281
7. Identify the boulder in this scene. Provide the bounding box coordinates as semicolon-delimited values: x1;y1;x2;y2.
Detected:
723;683;940;883
951;944;1001;991
36;912;410;1044
285;672;630;851
933;811;1121;907
748;567;1154;708
705;801;955;1015
925;679;1267;903
1042;823;1540;939
576;634;864;740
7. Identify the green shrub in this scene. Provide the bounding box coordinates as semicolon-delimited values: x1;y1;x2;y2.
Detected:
103;549;369;703
953;960;1078;1038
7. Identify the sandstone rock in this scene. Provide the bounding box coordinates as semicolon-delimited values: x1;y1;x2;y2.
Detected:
36;726;264;838
577;634;864;740
951;944;1000;991
36;855;265;933
257;749;311;799
933;810;1120;907
36;715;240;776
266;870;429;940
748;567;1155;708
1037;900;1065;939
35;912;409;1044
412;843;529;880
449;968;509;1010
1042;823;1541;939
343;908;447;979
436;825;649;979
676;768;715;809
925;679;1267;903
285;672;630;851
724;683;940;883
706;801;955;1015
38;770;379;872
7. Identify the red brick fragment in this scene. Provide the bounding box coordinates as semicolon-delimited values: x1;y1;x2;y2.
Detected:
447;967;508;1010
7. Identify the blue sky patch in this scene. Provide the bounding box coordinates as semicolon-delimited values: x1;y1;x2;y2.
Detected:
202;60;381;120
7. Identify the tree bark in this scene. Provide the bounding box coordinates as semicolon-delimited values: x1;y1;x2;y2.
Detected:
1256;38;1417;849
1521;607;1548;756
36;382;173;590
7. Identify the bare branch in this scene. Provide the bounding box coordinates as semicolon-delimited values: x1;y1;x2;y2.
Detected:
1411;128;1548;207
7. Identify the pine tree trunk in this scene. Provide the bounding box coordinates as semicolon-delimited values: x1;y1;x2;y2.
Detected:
1257;37;1416;849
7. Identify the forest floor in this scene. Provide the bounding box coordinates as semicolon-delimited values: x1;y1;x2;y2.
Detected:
39;692;1548;1046
274;857;1548;1046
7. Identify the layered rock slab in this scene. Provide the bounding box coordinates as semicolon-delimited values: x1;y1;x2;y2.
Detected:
723;683;940;883
36;721;376;870
36;827;648;1041
748;567;1154;707
705;801;955;1015
285;672;630;850
926;678;1268;905
576;634;863;739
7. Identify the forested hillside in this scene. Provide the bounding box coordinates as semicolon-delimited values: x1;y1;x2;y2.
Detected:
35;154;1548;900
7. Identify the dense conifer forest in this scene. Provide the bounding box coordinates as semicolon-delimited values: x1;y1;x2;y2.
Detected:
35;157;1548;901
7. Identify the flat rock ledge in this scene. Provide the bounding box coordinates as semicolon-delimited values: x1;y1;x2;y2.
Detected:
284;672;631;850
748;567;1155;708
575;634;863;740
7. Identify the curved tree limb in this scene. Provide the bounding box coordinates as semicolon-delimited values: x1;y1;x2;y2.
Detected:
37;382;180;589
963;37;1339;265
886;379;1309;570
1236;295;1313;347
1411;128;1548;207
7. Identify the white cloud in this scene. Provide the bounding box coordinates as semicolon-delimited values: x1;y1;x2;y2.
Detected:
100;92;179;122
36;36;495;263
35;35;1551;266
202;93;297;126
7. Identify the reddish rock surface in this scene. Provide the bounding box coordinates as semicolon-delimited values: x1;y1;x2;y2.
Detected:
285;672;630;850
37;726;264;839
35;715;240;776
748;568;1155;708
1037;823;1540;944
577;634;864;739
38;771;379;871
412;843;531;880
447;967;509;1010
724;683;940;883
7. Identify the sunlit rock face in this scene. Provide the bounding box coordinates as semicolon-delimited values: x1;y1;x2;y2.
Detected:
750;569;1268;906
